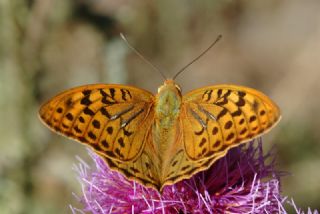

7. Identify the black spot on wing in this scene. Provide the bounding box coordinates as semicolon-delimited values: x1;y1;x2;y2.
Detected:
101;139;109;148
92;120;100;129
201;148;207;155
226;133;235;141
202;90;213;102
109;88;115;98
217;89;223;98
249;115;257;123
212;127;219;135
181;165;190;171
123;128;133;136
240;128;247;135
236;97;245;107
79;116;85;123
88;131;97;140
224;90;232;97
66;113;74;121
120;89;132;101
78;136;87;143
231;109;242;117
91;144;101;151
74;125;82;133
118;138;125;147
106;126;113;134
82;90;92;96
213;140;221;148
238;91;246;97
253;100;259;112
224;121;233;129
83;107;94;116
80;96;92;106
199;138;207;147
100;88;116;105
100;108;111;119
194;127;205;135
217;108;228;120
62;123;69;129
65;98;73;107
102;97;116;105
99;89;107;97
171;160;178;167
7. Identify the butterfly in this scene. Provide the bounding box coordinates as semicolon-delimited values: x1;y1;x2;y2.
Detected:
39;78;280;192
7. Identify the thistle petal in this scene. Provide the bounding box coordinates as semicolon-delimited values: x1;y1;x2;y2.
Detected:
71;139;318;214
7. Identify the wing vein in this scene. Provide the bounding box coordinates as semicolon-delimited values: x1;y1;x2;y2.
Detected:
197;104;212;155
126;104;153;161
121;108;145;128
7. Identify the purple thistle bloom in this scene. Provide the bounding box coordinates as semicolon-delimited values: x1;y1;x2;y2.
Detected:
71;139;318;214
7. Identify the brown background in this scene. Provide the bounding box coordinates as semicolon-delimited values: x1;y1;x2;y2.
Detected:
1;0;320;213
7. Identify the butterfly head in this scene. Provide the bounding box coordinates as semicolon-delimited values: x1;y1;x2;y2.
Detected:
158;79;182;95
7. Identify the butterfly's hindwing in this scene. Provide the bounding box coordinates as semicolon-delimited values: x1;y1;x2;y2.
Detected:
100;127;162;190
103;143;161;190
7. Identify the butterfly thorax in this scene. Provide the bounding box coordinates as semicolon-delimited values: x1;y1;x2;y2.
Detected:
155;80;182;128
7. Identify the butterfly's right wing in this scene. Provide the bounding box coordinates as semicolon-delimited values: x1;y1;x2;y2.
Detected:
181;84;280;161
160;85;280;190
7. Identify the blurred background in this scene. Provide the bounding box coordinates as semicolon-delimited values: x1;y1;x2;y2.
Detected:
1;0;320;213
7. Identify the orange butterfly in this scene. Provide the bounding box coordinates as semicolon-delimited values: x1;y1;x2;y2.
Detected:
39;35;281;191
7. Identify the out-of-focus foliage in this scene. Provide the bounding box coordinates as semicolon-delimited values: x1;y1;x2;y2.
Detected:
0;0;320;213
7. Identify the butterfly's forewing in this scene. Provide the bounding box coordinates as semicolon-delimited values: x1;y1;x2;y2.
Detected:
181;84;281;161
39;84;155;162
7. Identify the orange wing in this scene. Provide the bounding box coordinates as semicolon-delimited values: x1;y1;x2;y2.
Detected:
39;84;154;162
181;84;281;161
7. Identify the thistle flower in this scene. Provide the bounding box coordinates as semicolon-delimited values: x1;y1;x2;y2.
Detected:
71;139;318;214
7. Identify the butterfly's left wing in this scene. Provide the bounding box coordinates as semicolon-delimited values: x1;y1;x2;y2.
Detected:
39;84;163;189
161;85;280;188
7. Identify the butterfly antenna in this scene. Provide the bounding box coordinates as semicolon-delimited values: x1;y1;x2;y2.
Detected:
173;35;222;80
120;33;167;80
